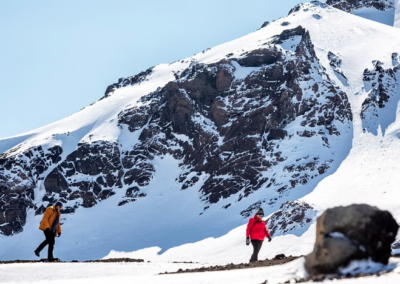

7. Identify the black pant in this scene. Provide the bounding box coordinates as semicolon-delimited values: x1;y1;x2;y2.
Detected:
250;240;263;262
36;230;56;259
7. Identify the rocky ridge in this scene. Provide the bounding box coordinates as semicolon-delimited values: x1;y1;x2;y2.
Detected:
326;0;395;13
361;55;400;135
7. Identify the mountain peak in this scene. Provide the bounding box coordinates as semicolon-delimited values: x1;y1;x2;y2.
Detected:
288;1;328;15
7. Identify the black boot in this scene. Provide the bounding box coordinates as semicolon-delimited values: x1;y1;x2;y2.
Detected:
34;249;40;257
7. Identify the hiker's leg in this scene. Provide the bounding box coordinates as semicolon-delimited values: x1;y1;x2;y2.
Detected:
36;231;50;252
47;232;56;259
254;240;263;261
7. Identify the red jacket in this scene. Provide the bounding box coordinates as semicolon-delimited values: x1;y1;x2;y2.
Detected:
246;214;271;240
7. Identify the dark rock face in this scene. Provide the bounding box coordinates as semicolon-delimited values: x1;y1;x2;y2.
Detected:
266;201;317;236
119;26;352;207
0;145;63;236
362;61;394;109
0;26;353;235
326;0;394;12
0;183;32;236
43;141;123;209
259;21;270;29
361;56;400;135
328;52;348;84
44;170;69;193
305;204;399;277
288;4;303;15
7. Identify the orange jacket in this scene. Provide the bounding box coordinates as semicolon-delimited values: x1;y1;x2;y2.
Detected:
39;206;61;234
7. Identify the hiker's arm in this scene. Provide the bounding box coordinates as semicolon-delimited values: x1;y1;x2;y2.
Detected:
246;219;254;238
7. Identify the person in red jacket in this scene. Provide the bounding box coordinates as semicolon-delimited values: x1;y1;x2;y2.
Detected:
246;208;272;262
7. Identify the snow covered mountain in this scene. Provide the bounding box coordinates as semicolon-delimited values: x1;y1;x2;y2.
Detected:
1;1;400;261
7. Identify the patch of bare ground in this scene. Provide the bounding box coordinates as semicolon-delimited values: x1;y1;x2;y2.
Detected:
160;254;299;274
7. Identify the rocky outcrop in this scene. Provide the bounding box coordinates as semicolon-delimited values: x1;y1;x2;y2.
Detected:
43;141;123;210
0;145;63;235
119;26;352;207
103;67;154;98
266;201;317;236
259;21;270;29
361;56;400;135
326;0;395;12
305;204;399;277
362;61;395;109
328;52;348;84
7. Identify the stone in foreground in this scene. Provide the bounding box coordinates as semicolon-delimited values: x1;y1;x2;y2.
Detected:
305;204;399;277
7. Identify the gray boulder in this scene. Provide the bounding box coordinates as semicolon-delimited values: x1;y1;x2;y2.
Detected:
305;204;399;277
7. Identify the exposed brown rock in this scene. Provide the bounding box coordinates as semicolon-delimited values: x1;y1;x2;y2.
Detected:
305;204;399;277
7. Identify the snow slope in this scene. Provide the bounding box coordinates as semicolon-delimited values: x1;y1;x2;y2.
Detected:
1;1;400;270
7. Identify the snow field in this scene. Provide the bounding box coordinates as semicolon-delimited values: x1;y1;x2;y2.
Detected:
2;257;400;284
0;258;308;284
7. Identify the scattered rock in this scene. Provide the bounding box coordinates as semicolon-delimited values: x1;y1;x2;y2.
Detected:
274;254;286;260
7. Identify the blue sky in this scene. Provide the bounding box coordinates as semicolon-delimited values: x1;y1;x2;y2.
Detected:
0;0;318;138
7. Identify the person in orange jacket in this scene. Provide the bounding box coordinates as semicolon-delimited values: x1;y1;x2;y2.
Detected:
246;208;272;262
34;202;63;261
